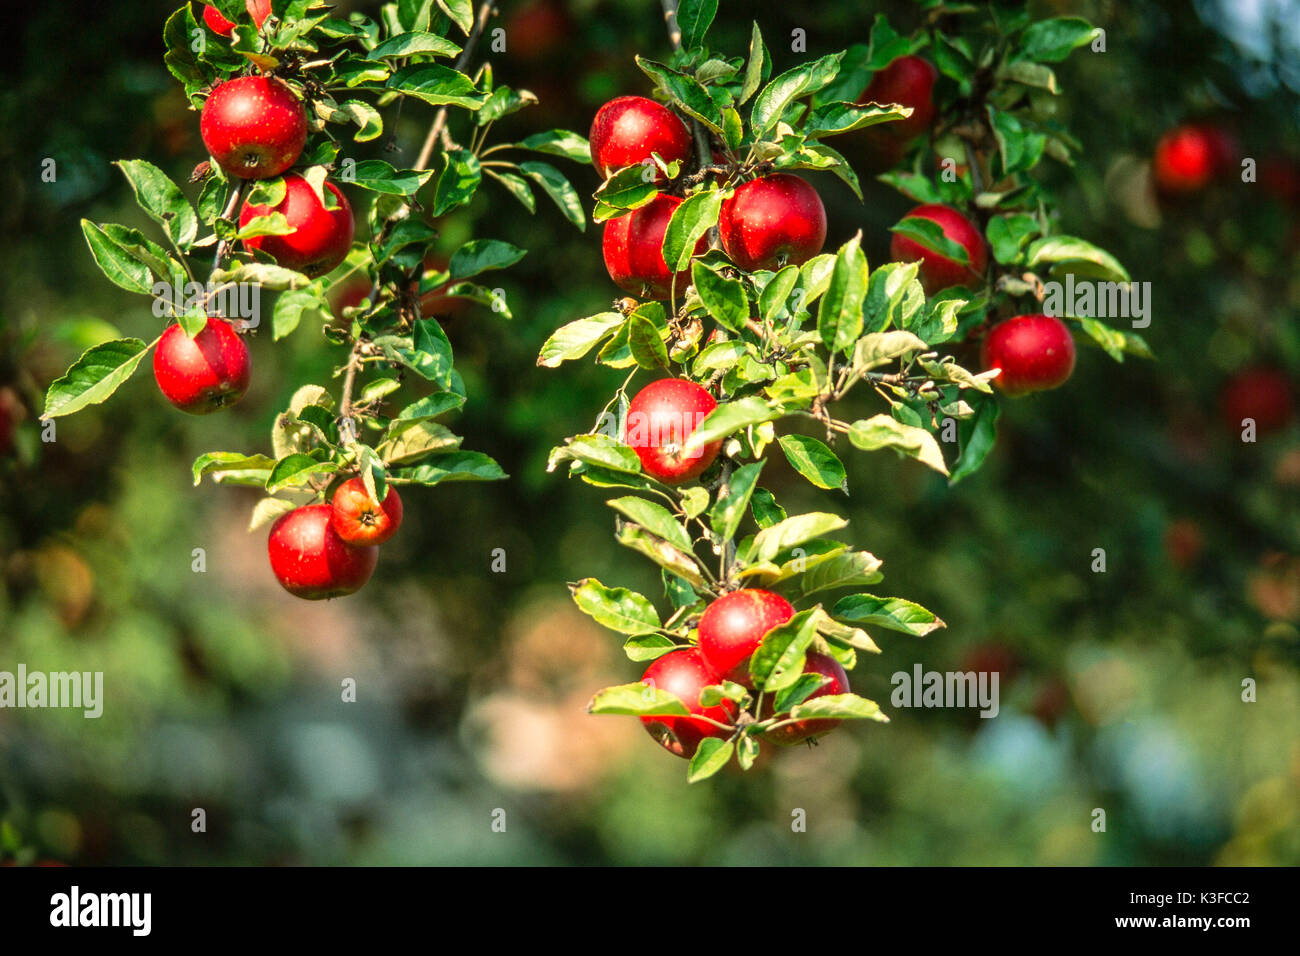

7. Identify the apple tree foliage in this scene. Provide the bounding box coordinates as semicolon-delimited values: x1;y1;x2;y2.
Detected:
541;0;1151;781
43;0;587;528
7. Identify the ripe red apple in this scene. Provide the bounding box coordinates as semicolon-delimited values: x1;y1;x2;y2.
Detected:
697;588;795;685
623;378;721;484
200;75;308;180
331;476;404;546
602;194;705;300
1220;366;1294;435
639;647;735;759
417;253;471;319
240;173;354;277
718;173;827;272
268;503;378;600
152;316;251;414
1153;123;1239;194
889;203;988;294
203;0;271;37
760;651;850;745
980;313;1076;397
857;55;939;143
589;95;692;179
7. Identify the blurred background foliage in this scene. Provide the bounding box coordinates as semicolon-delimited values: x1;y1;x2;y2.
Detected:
1;0;1298;865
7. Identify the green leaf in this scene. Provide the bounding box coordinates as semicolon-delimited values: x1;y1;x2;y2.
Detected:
570;578;662;635
750;487;786;528
1016;17;1098;62
436;0;473;33
548;434;642;474
485;168;536;213
799;551;884;595
739;22;768;104
114;160;198;249
538;313;626;367
193;452;277;486
749;609;818;692
344;160;435;195
378;420;462;465
692;262;750;332
588;682;690;716
677;0;718;50
709;460;764;542
848;414;949;476
627;312;670;370
778;434;847;492
1026;236;1130;283
272;289;330;341
449;239;526;279
661;189;721;273
949;392;999;485
367;31;461;60
615;524;707;588
890;215;970;264
517;129;591;164
789;693;888;721
749;512;848;564
833;594;945;636
393;450;507;485
81;221;166;295
1074;318;1154;362
751;52;843;135
818;232;869;352
248;497;295;532
684;395;782;452
394;391;466;421
266;454;334;492
387;63;484;109
636;57;724;133
853;329;928;370
433;148;482;215
687;738;733;783
42;338;151;418
606;496;693;552
986;213;1040;265
759;265;800;321
589;681;692;717
519;161;585;231
803;101;912;138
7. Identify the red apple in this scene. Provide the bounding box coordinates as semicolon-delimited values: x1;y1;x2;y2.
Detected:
203;0;272;37
697;588;795;685
760;651;849;744
152;316;251;414
889;203;988;294
589;95;692;179
331;477;404;546
1153;123;1239;194
623;378;721;484
201;75;308;180
718;173;827;272
602;194;705;300
980;313;1076;397
268;503;378;600
240;173;355;277
639;648;735;759
857;55;939;143
1220;366;1294;436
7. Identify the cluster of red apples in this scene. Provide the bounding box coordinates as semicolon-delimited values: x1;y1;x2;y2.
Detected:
161;5;386;601
154;2;356;419
590;67;1077;412
642;590;850;756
